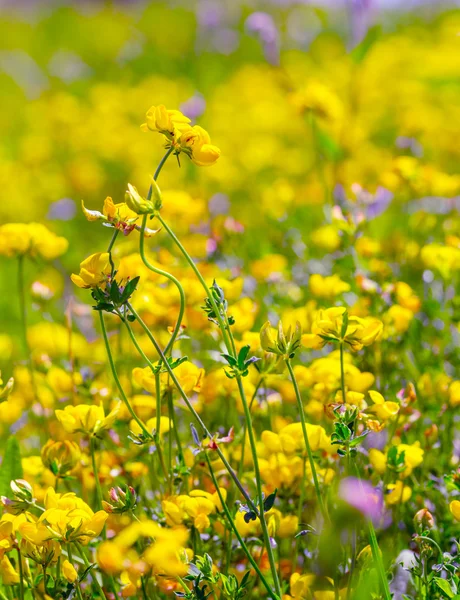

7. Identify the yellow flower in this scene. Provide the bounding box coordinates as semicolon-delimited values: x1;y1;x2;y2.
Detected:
449;381;460;408
302;307;383;352
449;500;460;521
0;556;19;585
141;105;191;138
81;196;158;236
41;440;81;476
386;481;412;505
70;252;111;289
179;125;221;166
366;391;399;422
0;223;68;260
55;402;120;436
62;559;78;583
309;274;350;299
38;488;108;544
0;520;13;558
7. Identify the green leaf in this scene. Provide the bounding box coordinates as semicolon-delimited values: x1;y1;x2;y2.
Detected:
121;276;140;302
350;26;381;64
0;437;23;497
434;578;454;598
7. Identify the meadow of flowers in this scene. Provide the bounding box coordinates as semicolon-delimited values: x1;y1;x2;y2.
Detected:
0;1;459;599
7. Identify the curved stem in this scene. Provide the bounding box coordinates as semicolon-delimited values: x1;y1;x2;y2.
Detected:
126;302;258;516
286;359;327;521
139;146;185;356
204;452;279;600
156;214;233;353
99;311;151;438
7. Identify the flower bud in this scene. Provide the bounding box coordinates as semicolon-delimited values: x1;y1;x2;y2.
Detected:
124;184;154;215
414;508;435;531
41;440;81;477
149;177;163;211
103;486;137;514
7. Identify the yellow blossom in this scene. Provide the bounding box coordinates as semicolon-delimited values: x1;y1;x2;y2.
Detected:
70;252;111;289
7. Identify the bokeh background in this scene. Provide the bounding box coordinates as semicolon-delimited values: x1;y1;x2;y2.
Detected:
1;0;460;352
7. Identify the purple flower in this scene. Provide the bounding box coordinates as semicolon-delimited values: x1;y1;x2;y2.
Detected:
245;12;279;65
180;93;206;120
339;477;383;523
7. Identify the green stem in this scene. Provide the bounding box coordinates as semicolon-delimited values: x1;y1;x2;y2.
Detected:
126;302;258;516
367;519;391;600
155;214;282;593
286;360;327;521
156;214;233;353
99;311;151;438
16;548;25;600
74;543;106;598
340;342;346;402
90;436;103;511
121;314;169;482
204;453;280;600
140;147;185;357
107;229;119;276
155;372;168;482
236;376;283;599
67;545;83;600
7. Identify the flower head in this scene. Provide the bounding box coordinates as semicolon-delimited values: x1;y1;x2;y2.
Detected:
70;252;111;289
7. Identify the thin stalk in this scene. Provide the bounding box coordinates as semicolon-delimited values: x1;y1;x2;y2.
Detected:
204;453;280;600
74;543;106;598
155;214;283;594
107;229;119;276
156;214;232;353
67;545;83;600
99;311;151;438
16;547;25;600
367;518;391;600
354;465;391;600
236;376;282;599
155;372;168;482
339;343;346;402
90;436;103;511
286;360;327;521
127;302;258;515
121;314;168;480
140;146;185;356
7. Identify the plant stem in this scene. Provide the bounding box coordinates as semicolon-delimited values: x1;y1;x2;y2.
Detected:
126;302;258;516
235;376;283;599
157;214;233;353
204;453;280;600
340;342;346;402
90;436;103;511
154;215;283;593
107;229;119;275
367;518;392;600
99;311;151;438
74;543;106;598
286;360;327;521
16;548;25;600
67;544;84;600
140;147;185;356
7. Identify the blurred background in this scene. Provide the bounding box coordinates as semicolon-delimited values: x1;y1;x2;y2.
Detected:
1;0;459;347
